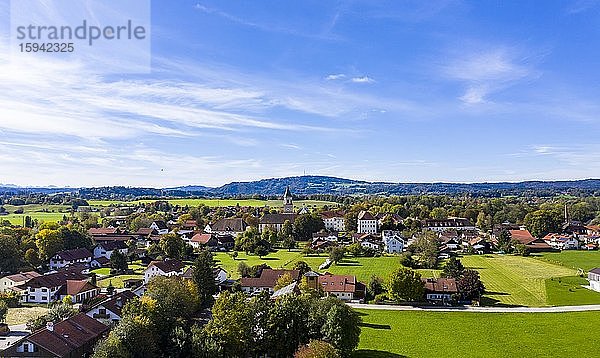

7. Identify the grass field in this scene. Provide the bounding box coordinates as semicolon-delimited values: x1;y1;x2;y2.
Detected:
6;306;48;325
98;274;144;288
461;255;576;307
545;276;600;306
354;309;600;357
87;199;337;208
214;250;436;282
2;212;68;225
535;250;600;272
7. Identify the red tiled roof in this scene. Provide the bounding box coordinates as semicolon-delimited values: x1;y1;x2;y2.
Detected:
191;233;213;244
27;313;108;357
88;227;119;236
423;278;458;293
27;269;89;289
89;291;137;318
358;211;376;221
147;259;184;273
318;274;359;293
321;210;345;219
509;230;536;244
240;269;300;289
66;280;97;295
2;271;41;283
54;248;92;261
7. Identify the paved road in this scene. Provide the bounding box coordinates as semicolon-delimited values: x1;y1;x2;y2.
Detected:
349;303;600;313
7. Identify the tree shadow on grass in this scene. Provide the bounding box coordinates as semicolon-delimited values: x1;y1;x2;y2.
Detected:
480;296;524;308
261;257;280;261
359;322;391;330
485;291;510;296
353;349;407;358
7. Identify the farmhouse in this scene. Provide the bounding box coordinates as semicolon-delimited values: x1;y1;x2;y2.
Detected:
588;268;600;292
543;233;580;250
189;233;234;251
93;241;128;259
423;277;458;304
0;271;41;293
318;273;365;301
150;220;169;234
86;290;137;324
21;269;95;304
49;248;93;270
3;313;108;357
509;230;554;252
205;217;248;236
144;259;185;284
357;211;378;234
240;269;300;294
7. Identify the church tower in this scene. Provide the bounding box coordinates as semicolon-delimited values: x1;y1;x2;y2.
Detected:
283;186;293;213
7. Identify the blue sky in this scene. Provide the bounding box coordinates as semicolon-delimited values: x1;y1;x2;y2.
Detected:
1;0;600;187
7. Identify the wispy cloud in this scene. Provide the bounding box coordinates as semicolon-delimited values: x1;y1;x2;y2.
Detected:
351;76;375;83
443;47;534;104
325;73;346;80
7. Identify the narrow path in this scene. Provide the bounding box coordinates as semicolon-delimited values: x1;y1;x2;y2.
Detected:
349;303;600;313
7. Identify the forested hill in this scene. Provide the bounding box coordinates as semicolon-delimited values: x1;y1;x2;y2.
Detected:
2;176;600;198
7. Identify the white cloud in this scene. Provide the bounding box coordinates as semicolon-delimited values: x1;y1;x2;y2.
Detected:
444;47;533;104
351;76;375;83
325;73;346;80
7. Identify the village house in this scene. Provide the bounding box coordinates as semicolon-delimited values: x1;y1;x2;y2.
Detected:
423;277;458;305
0;271;41;294
424;217;476;232
150;220;169;235
317;273;365;302
189;233;234;251
21;269;96;304
93;241;129;260
381;230;405;253
204;217;248;236
588;268;600;292
49;248;93;270
357;211;378;234
240;269;300;294
509;229;554;252
259;213;297;233
143;259;185;284
543;233;580;250
86;291;137;324
321;210;346;232
358;234;382;251
3;313;108;357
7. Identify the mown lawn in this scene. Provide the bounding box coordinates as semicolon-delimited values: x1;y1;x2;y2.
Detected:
535;250;600;272
6;306;48;325
545;276;600;306
98;274;144;288
354;309;600;358
2;212;68;225
87;198;336;208
214;250;433;282
461;255;576;306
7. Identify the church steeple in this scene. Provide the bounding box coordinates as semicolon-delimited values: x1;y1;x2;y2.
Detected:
283;186;293;213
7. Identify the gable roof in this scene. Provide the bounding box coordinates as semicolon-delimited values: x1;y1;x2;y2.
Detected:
25;313;108;357
66;280;97;295
423;278;458;293
321;210;345;219
318;273;360;293
358;211;376;221
152;220;168;230
240;269;300;289
88;227;119;236
209;218;248;232
509;230;536;244
27;269;89;289
53;248;93;261
2;270;41;283
191;233;216;244
147;259;184;273
96;241;128;251
88;291;137;318
590;268;600;275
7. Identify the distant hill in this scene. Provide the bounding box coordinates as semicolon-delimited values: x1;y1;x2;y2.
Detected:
2;176;600;198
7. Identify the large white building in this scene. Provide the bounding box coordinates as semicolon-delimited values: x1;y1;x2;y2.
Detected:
144;259;185;284
321;210;345;232
423;217;476;232
49;248;93;270
357;211;377;234
382;230;405;253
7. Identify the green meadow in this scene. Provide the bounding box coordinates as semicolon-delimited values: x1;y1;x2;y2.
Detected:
355;309;600;357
